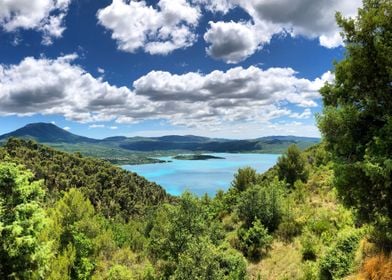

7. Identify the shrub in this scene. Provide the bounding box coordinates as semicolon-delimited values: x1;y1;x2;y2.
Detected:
107;265;133;280
300;231;319;261
277;144;308;187
319;229;362;280
237;220;273;260
301;261;319;280
0;163;51;279
232;167;257;192
237;179;284;231
277;216;303;242
172;239;247;280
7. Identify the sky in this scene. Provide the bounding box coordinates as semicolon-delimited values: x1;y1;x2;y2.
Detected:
0;0;363;139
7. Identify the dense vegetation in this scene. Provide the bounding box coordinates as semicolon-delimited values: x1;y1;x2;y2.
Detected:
0;138;170;220
0;137;377;279
1;0;392;279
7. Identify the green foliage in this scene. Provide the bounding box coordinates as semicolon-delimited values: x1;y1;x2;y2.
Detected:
93;247;155;280
317;0;392;244
48;188;103;280
237;220;273;260
237;179;284;231
148;192;206;263
319;229;362;280
231;167;258;192
173;239;247;280
277;145;309;187
301;261;319;280
300;231;320;261
0;163;51;279
0;138;170;220
108;220;147;252
147;192;248;279
276;212;303;242
172;239;224;280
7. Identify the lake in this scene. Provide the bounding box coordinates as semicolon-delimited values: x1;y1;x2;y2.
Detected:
123;153;280;196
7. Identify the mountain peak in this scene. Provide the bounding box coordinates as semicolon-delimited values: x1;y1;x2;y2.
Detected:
0;122;96;143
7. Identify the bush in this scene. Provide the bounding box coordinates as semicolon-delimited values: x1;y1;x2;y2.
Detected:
277;216;303;242
237;220;273;260
301;261;319;280
300;231;320;261
319;229;362;280
277;144;308;187
237;179;284;231
0;163;51;279
231;167;258;192
172;239;247;280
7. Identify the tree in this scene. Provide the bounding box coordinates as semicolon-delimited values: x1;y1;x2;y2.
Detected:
173;239;247;280
237;180;284;231
148;192;207;276
0;163;51;279
237;220;272;260
231;167;258;192
318;0;392;243
48;188;102;280
276;145;308;187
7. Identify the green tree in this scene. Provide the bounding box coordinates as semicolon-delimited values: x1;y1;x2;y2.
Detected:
0;163;51;279
231;167;258;192
48;188;102;280
148;192;207;277
237;179;284;231
172;239;223;280
237;220;272;260
318;0;392;243
173;239;247;280
319;229;362;280
276;145;308;187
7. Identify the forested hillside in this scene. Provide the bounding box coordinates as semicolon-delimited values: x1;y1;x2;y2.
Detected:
0;138;170;220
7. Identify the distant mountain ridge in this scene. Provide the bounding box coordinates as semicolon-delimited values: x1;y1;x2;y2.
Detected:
0;123;97;143
0;123;320;155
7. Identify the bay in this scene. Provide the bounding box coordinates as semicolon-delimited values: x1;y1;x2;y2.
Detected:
123;153;280;196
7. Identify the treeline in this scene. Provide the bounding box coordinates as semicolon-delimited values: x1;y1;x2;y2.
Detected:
0;138;171;220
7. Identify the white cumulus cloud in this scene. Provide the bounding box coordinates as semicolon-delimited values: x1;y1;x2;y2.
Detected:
0;0;71;45
97;0;200;55
201;0;362;62
0;54;331;132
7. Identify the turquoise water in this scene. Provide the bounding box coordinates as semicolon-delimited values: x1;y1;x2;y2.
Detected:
123;153;279;196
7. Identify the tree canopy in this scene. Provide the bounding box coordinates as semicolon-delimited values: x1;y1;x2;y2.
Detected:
318;0;392;243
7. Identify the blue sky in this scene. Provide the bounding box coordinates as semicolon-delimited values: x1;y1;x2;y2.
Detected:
0;0;362;139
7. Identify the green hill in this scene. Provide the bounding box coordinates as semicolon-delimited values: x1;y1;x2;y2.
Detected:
0;138;171;220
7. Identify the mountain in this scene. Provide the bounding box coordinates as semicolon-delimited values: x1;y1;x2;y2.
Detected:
0;123;97;143
0;123;320;162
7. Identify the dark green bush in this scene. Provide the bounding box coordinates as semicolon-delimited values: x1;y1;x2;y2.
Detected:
237;179;284;231
237;220;273;260
319;229;361;280
277;144;309;187
231;167;258;192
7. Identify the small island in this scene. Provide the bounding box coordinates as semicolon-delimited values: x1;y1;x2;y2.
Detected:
173;154;225;160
